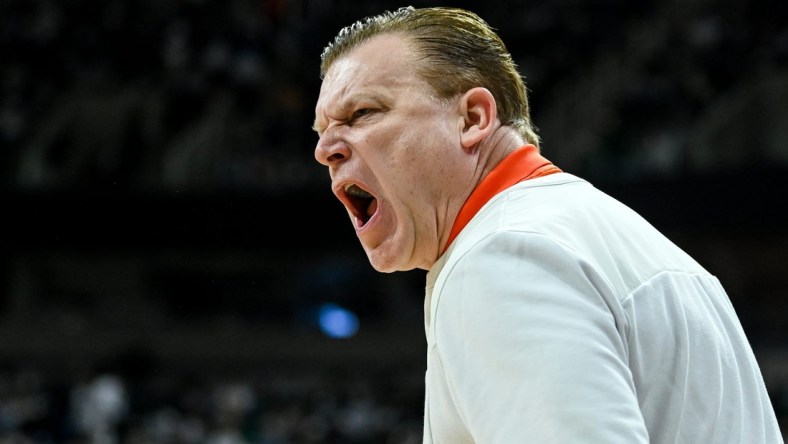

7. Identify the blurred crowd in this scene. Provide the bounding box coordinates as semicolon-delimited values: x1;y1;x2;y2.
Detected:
2;0;330;193
0;358;426;444
2;0;786;194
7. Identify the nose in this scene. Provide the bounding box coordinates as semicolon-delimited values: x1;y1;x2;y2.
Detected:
314;130;350;167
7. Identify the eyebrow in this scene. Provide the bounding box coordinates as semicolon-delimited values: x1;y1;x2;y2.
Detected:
312;93;385;136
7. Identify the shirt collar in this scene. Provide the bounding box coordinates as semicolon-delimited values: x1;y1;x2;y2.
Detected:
442;144;562;254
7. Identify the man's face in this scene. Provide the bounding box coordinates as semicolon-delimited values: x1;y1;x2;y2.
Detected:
314;34;468;272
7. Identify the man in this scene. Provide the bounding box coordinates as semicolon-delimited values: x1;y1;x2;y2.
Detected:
312;6;782;443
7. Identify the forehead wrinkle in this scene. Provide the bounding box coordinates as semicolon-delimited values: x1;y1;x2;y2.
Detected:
314;79;347;134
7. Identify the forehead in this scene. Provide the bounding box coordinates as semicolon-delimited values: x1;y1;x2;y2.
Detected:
316;34;426;108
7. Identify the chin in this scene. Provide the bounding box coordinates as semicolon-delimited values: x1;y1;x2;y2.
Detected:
367;254;398;273
365;246;406;273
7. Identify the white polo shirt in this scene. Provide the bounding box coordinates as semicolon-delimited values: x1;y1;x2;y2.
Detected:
423;172;782;443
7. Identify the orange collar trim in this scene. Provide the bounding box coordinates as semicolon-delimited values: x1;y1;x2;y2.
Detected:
442;144;562;254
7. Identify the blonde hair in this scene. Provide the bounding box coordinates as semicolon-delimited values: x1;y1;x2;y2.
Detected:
320;6;540;147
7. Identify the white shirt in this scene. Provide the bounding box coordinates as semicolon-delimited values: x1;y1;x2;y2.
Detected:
423;173;782;443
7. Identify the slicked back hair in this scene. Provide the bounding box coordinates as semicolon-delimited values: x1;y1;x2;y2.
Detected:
320;6;540;147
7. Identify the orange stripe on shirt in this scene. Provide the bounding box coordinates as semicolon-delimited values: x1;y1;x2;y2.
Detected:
442;144;562;254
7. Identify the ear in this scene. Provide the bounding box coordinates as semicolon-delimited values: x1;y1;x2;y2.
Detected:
459;87;497;151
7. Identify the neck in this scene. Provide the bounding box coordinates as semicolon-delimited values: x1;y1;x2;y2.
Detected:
472;125;527;184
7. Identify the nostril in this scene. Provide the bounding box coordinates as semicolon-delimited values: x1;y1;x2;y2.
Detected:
327;153;345;162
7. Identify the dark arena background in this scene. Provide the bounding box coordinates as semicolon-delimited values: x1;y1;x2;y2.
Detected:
1;0;787;442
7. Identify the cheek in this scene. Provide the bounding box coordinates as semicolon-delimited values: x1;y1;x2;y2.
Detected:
388;147;445;212
374;116;456;188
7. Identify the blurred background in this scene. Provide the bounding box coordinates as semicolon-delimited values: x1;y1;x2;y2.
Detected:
1;0;786;442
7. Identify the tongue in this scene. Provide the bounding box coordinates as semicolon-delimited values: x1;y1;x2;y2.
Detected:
367;198;378;217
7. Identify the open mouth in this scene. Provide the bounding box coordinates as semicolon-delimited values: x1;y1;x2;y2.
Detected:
343;184;378;227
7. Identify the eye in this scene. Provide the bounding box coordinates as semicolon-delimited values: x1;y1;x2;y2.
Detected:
351;108;372;121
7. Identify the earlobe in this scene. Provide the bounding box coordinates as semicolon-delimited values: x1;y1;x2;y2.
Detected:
460;87;497;151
